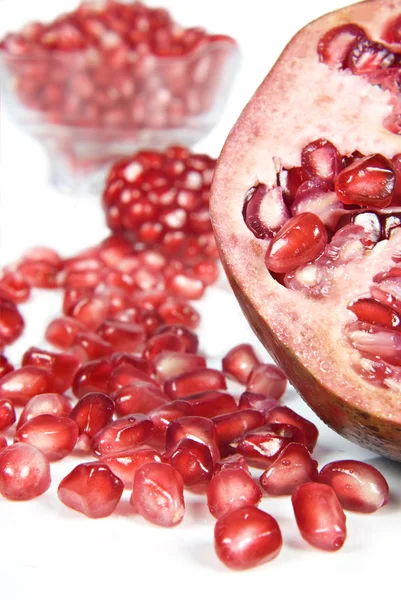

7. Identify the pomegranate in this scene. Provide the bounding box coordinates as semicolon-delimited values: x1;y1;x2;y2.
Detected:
0;443;51;501
210;0;401;460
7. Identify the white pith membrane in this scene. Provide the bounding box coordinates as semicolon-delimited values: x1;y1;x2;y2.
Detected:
211;0;401;438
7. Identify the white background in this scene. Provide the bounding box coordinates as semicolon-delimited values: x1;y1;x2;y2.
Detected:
0;1;400;599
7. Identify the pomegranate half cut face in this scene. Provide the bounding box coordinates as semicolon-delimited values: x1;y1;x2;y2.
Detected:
210;0;401;460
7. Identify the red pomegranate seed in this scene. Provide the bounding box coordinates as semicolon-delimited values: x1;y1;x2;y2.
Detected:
58;462;123;518
222;343;260;384
382;14;401;43
264;213;328;274
301;139;341;182
63;287;93;315
207;468;262;519
347;38;396;75
72;331;113;360
15;414;79;461
18;260;60;289
68;294;110;330
183;391;237;419
22;346;80;393
0;443;51;500
18;393;72;428
0;270;31;303
214;453;251;475
0;355;14;378
349;298;401;330
0;399;16;431
108;363;156;392
91;414;154;457
111;352;153;375
335;154;396;208
143;332;186;360
103;445;162;488
164;438;214;490
153;351;206;384
0;436;6;451
158;298;200;329
45;316;88;349
0;298;25;345
232;423;307;469
260;443;318;495
0;366;56;406
214;506;282;570
265;406;319;452
97;320;146;352
319;459;389;513
72;359;113;398
246;364;287;400
317;23;366;69
164;368;227;399
244;185;290;239
156;324;199;353
213;409;265;445
113;383;169;416
192;259;219;285
69;392;114;438
166;273;205;300
166;415;220;463
239;391;279;415
292;482;347;551
130;462;185;527
148;400;194;445
279;166;310;207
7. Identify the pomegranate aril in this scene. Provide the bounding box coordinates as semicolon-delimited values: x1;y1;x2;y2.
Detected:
279;166;310;207
0;298;24;345
97;320;146;353
0;355;14;378
207;468;262;519
71;331;113;360
214;506;282;570
15;414;79;461
292;482;347;552
164;438;214;490
18;392;72;428
45;316;88;349
244;184;290;239
184;391;237;419
222;343;260;384
113;383;169;416
166;415;220;463
143;332;185;360
382;14;401;43
158;298;200;329
102;445;162;489
0;443;51;501
18;260;60;289
349;298;401;330
0;270;30;303
164;368;226;399
72;359;113;398
291;179;344;231
239;391;279;416
0;399;16;431
58;462;123;518
265;406;319;452
153;351;206;385
301;139;341;182
246;364;287;400
0;366;56;406
317;24;367;69
148;400;194;445
108;363;156;392
0;436;6;451
347;38;396;75
69;392;114;438
214;453;251;476
264;213;327;274
335;154;396;208
22;346;80;393
213;409;265;445
166;273;205;300
91;414;154;457
319;459;389;513
156;324;199;353
131;462;185;527
348;323;401;367
68;294;110;330
111;352;153;375
260;443;318;495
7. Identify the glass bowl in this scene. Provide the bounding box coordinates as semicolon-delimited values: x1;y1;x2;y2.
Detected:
0;6;239;193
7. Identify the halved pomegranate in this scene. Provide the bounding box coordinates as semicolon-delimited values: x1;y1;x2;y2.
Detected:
210;0;401;460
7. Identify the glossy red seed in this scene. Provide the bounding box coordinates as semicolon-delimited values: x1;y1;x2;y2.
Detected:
214;506;282;570
22;346;80;393
131;462;185;527
113;383;169;416
97;320;146;352
156;324;199;353
335;154;396;208
143;332;185;360
222;344;260;384
148;400;194;446
317;23;367;69
319;459;389;513
17;392;72;428
0;399;16;431
260;443;318;495
214;453;251;475
0;298;24;345
166;415;220;463
153;351;206;384
111;353;153;375
166;273;205;300
18;260;60;288
382;14;401;43
347;38;396;75
183;391;237;419
246;364;287;400
69;294;110;330
207;468;262;519
292;482;347;551
0;355;14;378
265;213;327;274
0;366;56;406
15;414;79;461
102;446;162;488
0;436;6;451
301;139;341;182
265;406;319;452
232;423;307;469
238;391;279;416
72;359;113;398
349;298;401;330
108;363;156;392
164;368;226;399
0;270;30;303
45;316;88;349
0;443;51;500
213;409;265;445
158;299;200;329
164;438;214;490
91;414;154;457
72;331;113;360
69;392;114;438
58;462;123;518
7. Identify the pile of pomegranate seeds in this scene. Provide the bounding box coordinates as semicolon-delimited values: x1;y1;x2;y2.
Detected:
0;0;237;131
0;146;391;572
243;141;401;392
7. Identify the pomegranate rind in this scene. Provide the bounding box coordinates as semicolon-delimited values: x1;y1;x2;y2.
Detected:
210;0;401;460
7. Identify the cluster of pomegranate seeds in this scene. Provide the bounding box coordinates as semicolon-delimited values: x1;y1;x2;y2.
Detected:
0;1;237;131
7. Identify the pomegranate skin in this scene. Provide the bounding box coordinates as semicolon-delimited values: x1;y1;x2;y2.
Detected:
210;0;401;460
